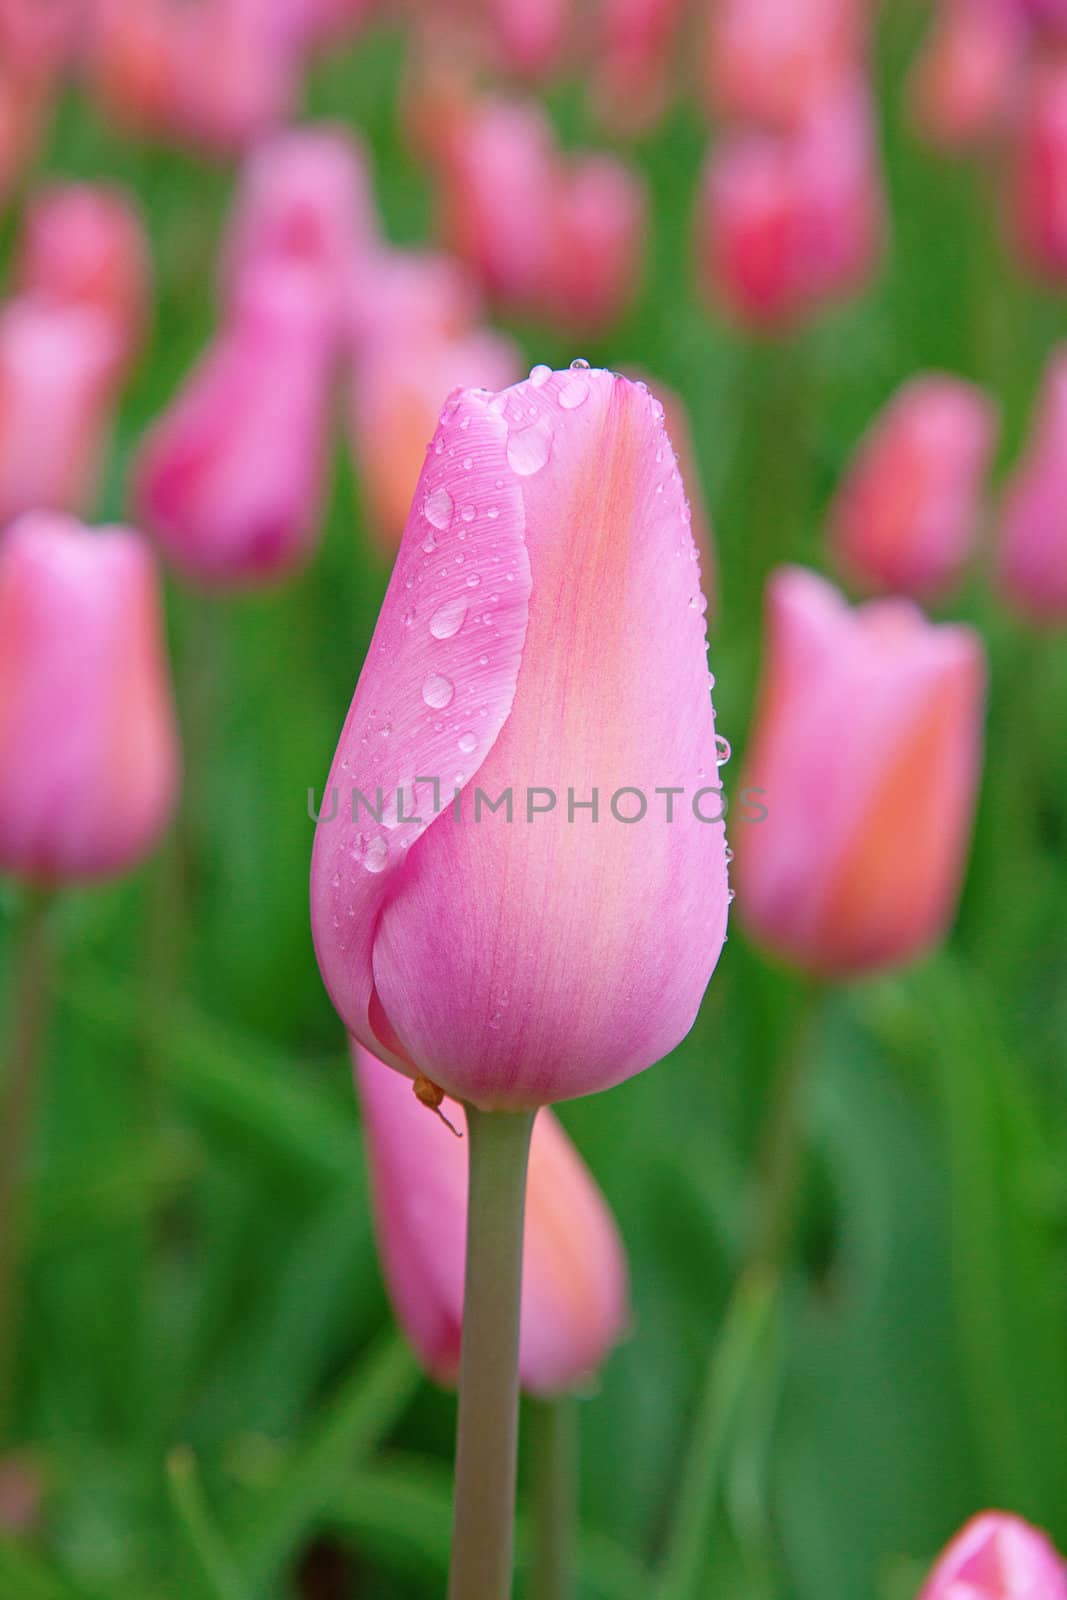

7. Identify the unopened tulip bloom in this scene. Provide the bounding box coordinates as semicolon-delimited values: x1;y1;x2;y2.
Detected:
274;0;372;54
699;81;883;330
909;0;1026;151
348;249;483;358
734;567;985;977
0;299;121;529
351;327;522;555
134;265;333;587
704;0;866;126
548;154;646;333
489;0;570;77
829;375;999;601
996;348;1067;622
223;126;377;328
0;0;82;78
0;514;180;882
1009;61;1067;282
355;1044;628;1393
312;367;729;1110
15;184;150;371
919;1512;1067;1599
593;0;688;134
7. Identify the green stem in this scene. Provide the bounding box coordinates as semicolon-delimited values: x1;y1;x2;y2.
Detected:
0;892;55;1439
529;1398;577;1600
748;984;823;1272
448;1105;536;1600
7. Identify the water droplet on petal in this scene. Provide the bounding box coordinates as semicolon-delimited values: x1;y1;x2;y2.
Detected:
429;598;467;640
558;376;589;410
570;357;590;370
424;488;453;530
529;363;551;387
457;732;478;754
487;506;499;520
715;734;732;766
462;456;473;471
507;419;553;476
364;837;388;874
466;574;481;588
461;504;476;523
422;672;455;709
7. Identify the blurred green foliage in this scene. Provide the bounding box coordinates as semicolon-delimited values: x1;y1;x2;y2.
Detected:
1;3;1067;1597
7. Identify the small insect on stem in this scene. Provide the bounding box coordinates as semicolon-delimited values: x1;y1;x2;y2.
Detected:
413;1073;463;1138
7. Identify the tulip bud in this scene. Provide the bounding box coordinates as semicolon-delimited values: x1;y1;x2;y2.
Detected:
311;368;729;1110
0;514;180;883
909;0;1026;152
223;126;377;329
355;1043;629;1394
489;0;570;78
704;0;866;127
15;184;150;372
592;0;688;135
134;266;333;589
436;96;558;311
0;0;82;79
698;79;883;331
350;327;523;556
919;1512;1067;1599
829;375;999;601
734;567;985;977
548;153;646;334
1009;60;1067;283
0;299;121;529
996;346;1067;622
0;68;48;213
348;249;483;358
274;0;372;54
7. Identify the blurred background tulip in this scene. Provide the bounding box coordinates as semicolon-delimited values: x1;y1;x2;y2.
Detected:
354;1044;628;1394
996;347;1067;622
829;374;999;601
547;153;646;334
0;514;179;883
592;0;688;134
919;1512;1067;1598
1009;60;1067;283
734;567;986;977
312;368;728;1111
909;0;1026;152
703;0;867;127
133;264;334;587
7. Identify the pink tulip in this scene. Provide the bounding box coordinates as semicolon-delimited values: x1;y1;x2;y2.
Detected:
350;326;523;556
488;0;570;77
909;0;1027;152
626;370;719;616
0;69;48;212
133;265;333;588
996;347;1067;622
548;153;646;333
223;125;377;329
0;514;180;883
311;367;729;1110
436;96;558;312
0;299;121;529
1009;60;1067;282
15;184;150;371
355;1043;628;1393
734;567;985;977
919;1512;1067;1599
348;249;483;358
829;375;999;601
0;0;83;79
704;0;866;127
592;0;689;134
274;0;373;54
699;81;883;330
1020;0;1067;38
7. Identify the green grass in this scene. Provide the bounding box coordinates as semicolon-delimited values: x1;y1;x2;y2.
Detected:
1;4;1066;1597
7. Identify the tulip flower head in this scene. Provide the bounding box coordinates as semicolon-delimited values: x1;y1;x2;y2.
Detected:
909;0;1027;151
489;0;570;78
134;264;334;588
829;375;999;601
593;0;689;134
734;567;985;978
919;1511;1067;1599
0;298;122;529
348;249;484;357
704;0;867;126
996;346;1067;623
1010;60;1067;282
548;153;646;334
16;184;150;371
0;514;180;883
355;1043;629;1394
312;367;729;1110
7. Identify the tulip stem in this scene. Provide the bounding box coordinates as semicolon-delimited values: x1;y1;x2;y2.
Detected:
0;891;55;1440
749;983;824;1272
448;1104;536;1600
529;1397;577;1600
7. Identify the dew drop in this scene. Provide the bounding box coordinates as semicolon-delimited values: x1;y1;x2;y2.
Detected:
715;734;732;766
428;598;467;640
462;456;473;471
424;487;454;530
529;363;551;387
507;419;553;476
487;506;499;520
461;504;476;523
570;356;590;370
422;533;437;554
457;732;478;754
466;574;481;588
558;376;589;410
422;672;455;709
364;837;388;874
